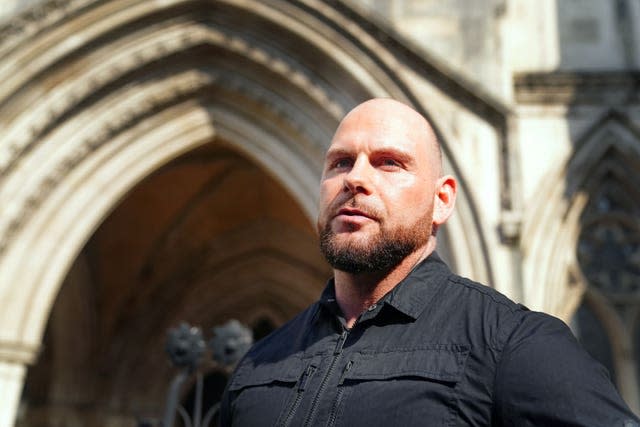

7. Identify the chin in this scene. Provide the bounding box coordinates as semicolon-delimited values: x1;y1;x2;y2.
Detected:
334;232;375;248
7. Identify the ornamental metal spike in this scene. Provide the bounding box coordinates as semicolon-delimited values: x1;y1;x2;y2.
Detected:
139;320;253;427
209;320;253;367
165;322;206;371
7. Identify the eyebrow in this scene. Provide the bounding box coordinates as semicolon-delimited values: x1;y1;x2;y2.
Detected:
324;147;352;160
325;146;415;164
373;148;413;165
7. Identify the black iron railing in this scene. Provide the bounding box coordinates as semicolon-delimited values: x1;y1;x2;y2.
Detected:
139;320;253;427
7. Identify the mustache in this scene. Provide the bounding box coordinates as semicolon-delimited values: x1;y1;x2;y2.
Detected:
330;198;383;221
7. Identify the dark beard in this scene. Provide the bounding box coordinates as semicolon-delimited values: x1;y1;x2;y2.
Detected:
319;221;430;274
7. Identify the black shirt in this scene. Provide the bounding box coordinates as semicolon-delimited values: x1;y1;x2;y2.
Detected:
220;253;638;426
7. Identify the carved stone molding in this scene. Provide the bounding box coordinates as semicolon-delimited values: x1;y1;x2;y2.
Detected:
514;71;640;105
0;23;344;181
0;58;338;259
0;72;213;255
578;217;640;299
0;0;503;278
521;111;640;316
0;340;40;364
576;153;640;301
0;0;86;54
0;3;365;258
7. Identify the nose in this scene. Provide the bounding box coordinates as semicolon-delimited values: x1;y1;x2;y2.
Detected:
343;156;372;195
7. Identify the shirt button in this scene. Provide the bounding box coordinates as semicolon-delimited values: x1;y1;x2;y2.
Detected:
367;304;377;312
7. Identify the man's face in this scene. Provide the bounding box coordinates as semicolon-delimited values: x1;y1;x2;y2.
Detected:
317;99;443;274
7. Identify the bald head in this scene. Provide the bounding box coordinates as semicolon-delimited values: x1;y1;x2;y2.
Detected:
333;98;442;177
318;97;457;277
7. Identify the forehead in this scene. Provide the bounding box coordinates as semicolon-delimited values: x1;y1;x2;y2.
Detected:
327;103;432;157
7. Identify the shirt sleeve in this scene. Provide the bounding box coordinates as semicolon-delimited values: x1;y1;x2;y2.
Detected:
493;310;639;426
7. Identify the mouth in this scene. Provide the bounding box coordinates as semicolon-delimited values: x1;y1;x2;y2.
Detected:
335;207;375;220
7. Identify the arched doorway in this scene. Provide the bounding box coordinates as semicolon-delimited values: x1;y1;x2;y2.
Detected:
0;1;500;424
17;142;329;425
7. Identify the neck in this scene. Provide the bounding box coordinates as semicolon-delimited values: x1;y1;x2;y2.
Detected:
334;239;436;328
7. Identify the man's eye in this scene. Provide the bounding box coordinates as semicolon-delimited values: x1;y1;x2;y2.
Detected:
333;159;353;169
380;158;400;167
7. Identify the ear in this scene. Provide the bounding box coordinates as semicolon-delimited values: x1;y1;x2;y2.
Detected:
432;175;457;227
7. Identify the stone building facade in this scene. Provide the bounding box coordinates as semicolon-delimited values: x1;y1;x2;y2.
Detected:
0;0;638;425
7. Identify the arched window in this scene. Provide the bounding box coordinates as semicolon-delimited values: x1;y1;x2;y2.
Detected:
569;113;640;404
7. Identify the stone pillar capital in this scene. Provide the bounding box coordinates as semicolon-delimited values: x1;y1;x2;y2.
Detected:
0;340;40;365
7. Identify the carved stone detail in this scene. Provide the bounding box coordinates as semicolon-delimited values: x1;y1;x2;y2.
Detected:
0;7;352;259
577;193;640;299
0;25;343;180
0;71;214;256
0;339;40;364
514;71;640;105
571;118;640;302
0;55;338;259
0;0;90;54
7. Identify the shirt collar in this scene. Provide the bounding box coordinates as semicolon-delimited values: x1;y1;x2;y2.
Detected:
317;252;451;322
382;252;450;320
319;279;340;313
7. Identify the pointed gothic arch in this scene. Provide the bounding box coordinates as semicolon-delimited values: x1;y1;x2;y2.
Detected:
522;111;640;319
520;109;640;410
0;0;507;423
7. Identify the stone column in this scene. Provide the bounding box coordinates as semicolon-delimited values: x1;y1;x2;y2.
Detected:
0;342;39;427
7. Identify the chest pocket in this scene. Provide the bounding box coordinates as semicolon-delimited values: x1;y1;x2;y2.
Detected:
332;346;468;427
229;356;303;390
228;355;316;427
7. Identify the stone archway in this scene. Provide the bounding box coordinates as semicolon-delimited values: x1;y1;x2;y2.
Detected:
0;1;502;424
18;142;331;425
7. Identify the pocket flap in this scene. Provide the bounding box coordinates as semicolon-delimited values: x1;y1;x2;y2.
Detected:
229;356;303;390
344;346;468;383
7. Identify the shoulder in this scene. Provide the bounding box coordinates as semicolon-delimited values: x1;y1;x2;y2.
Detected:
436;272;530;349
446;274;522;312
493;309;638;425
422;254;521;313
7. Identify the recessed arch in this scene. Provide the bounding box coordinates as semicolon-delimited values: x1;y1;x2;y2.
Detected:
0;0;504;423
521;110;640;318
0;0;496;350
19;139;332;420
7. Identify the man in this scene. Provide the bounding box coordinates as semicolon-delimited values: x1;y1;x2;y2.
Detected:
220;99;638;426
